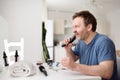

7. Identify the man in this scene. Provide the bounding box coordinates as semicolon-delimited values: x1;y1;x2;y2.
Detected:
61;11;119;80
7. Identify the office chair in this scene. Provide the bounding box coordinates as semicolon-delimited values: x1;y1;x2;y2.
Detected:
4;38;24;65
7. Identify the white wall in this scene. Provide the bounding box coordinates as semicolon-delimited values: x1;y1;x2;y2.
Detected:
107;10;120;50
0;0;43;63
42;0;48;21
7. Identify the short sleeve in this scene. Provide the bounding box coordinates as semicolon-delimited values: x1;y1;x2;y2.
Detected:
97;38;116;63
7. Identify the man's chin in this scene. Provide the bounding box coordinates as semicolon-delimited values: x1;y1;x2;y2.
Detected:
76;37;81;40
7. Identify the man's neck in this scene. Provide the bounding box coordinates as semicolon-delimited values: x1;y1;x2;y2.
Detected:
84;32;96;45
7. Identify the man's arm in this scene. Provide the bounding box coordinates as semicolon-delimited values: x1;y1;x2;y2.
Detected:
65;44;78;61
62;58;114;80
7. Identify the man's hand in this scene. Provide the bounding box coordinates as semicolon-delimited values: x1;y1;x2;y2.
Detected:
61;38;73;50
61;57;76;70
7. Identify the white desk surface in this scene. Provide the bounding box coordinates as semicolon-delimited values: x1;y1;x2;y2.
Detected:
0;65;101;80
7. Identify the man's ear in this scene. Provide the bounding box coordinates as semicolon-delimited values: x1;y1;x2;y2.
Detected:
87;24;92;31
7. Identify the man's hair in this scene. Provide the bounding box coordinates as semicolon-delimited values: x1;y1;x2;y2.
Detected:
72;11;97;32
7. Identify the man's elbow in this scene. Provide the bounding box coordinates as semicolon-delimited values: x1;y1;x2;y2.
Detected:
102;73;112;80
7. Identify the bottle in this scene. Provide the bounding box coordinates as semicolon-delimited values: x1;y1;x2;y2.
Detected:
3;51;9;66
15;50;19;62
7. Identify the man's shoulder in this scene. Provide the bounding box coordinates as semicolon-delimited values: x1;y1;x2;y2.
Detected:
95;33;112;43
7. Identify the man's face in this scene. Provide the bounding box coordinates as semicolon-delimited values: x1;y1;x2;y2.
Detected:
72;17;90;40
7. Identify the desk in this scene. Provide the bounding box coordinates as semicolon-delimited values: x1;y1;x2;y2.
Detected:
0;64;101;80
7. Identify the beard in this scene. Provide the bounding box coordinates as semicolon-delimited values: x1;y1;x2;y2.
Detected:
75;34;82;40
75;33;87;41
